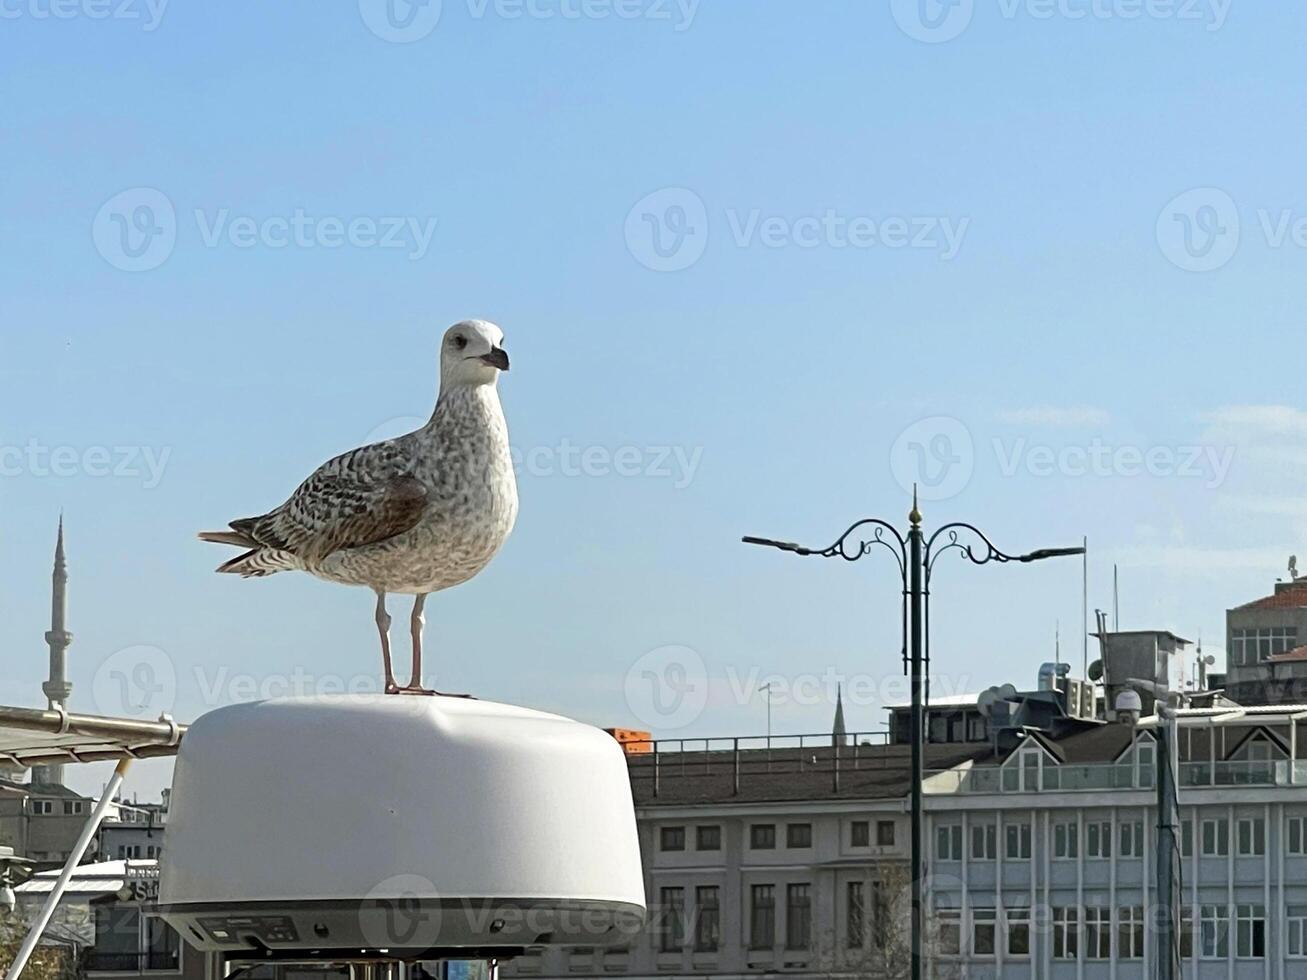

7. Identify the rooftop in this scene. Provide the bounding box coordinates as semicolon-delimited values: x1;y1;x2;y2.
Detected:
1232;578;1307;612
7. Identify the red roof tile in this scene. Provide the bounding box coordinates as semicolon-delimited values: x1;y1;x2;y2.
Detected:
1268;645;1307;663
1233;580;1307;611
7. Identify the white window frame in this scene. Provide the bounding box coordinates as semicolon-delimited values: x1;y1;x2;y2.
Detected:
1084;907;1111;960
1237;817;1265;856
970;907;996;958
1287;905;1307;958
1201;818;1229;856
1005;822;1031;860
1236;904;1265;959
1117;906;1144;959
1004;904;1030;958
935;907;961;957
1288;816;1307;856
1085;820;1112;859
1200;904;1229;959
1053;820;1078;860
935;824;963;862
1119;819;1144;858
970;822;996;861
1052;907;1078;960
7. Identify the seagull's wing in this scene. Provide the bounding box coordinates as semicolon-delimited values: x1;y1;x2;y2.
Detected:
237;440;430;563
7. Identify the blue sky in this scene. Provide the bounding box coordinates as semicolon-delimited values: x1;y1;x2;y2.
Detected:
3;0;1307;797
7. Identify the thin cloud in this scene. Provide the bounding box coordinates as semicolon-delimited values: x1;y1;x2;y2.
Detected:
1201;404;1307;439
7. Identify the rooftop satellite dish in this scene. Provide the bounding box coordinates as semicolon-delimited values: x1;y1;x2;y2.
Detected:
1291;555;1300;581
158;695;646;960
998;683;1018;702
976;688;1000;718
1203;654;1216;666
1087;659;1104;682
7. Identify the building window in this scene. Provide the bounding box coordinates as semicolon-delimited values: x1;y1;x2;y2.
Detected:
1085;820;1112;859
1181;818;1194;857
658;888;685;952
970;823;996;861
749;885;775;949
1236;904;1265;958
693;886;719;953
935;824;962;861
660;826;686;852
695;825;721;851
1084;907;1111;960
1118;906;1144;959
63;801;83;815
876;820;896;846
750;824;776;850
1201;818;1229;856
1288;905;1307;957
936;908;961;957
970;907;996;957
1288;816;1307;856
1052;907;1078;959
870;881;888;949
1237;817;1265;856
1180;907;1195;959
1053;821;1078;859
1005;823;1031;860
1200;904;1229;959
851;820;870;847
785;884;812;950
1004;905;1030;957
1230;626;1297;665
1118;819;1144;858
786;823;812;849
846;882;865;949
30;800;53;816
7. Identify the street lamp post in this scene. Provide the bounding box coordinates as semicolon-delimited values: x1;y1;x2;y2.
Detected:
744;490;1084;980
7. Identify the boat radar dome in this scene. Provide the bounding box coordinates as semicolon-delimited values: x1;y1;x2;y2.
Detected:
157;695;646;961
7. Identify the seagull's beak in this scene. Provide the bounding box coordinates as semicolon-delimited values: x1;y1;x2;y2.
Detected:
480;346;510;371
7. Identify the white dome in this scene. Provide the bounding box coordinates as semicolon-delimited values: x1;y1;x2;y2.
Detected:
158;695;646;957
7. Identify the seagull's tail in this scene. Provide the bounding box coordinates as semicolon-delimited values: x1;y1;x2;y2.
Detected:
198;530;257;548
199;523;293;577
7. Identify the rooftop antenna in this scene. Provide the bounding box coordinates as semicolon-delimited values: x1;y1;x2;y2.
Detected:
1113;564;1120;631
1290;555;1299;582
1081;536;1088;679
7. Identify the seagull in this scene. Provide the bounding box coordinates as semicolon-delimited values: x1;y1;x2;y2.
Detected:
199;320;518;694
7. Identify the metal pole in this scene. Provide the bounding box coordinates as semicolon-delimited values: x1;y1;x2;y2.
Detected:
908;496;924;980
5;758;132;980
1155;708;1177;980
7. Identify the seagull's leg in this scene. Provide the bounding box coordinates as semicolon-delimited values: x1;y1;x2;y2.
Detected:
406;593;429;692
375;590;397;694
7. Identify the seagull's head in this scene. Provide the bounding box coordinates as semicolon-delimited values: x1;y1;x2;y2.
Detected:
440;319;509;388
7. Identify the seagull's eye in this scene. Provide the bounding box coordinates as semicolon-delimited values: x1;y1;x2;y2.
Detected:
453;335;467;350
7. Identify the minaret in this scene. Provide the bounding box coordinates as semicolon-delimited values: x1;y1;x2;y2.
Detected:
37;518;73;786
832;683;848;747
